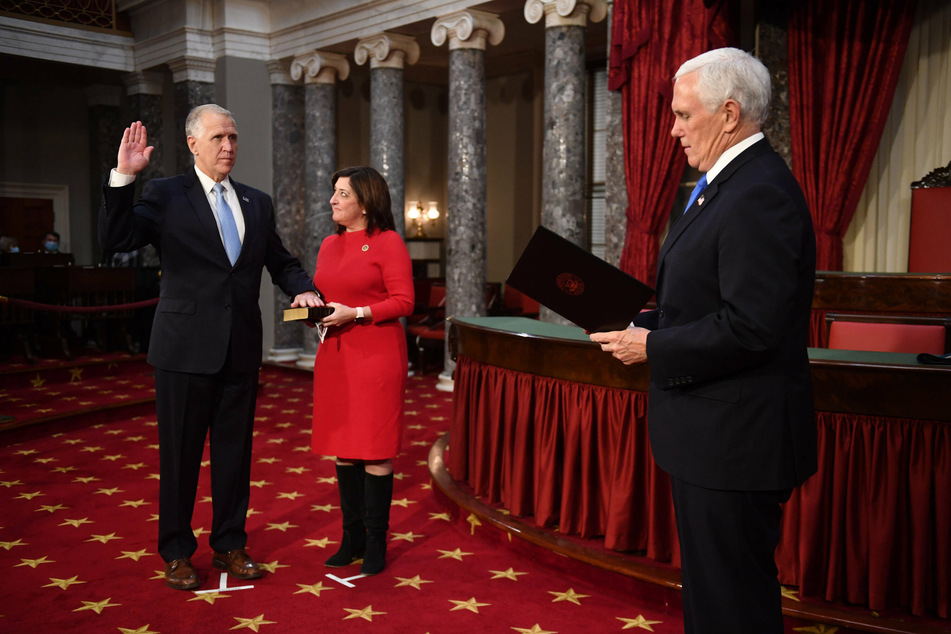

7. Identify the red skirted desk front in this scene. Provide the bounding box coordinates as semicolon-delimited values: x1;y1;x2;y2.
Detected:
448;316;951;619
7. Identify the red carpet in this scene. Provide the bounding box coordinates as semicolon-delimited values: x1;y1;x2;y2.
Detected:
1;356;689;633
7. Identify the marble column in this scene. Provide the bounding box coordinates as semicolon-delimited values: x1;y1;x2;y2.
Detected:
756;5;792;168
603;1;626;268
290;51;350;369
267;59;307;363
432;10;505;390
355;33;420;241
122;71;163;267
525;0;607;322
85;85;123;264
167;57;216;175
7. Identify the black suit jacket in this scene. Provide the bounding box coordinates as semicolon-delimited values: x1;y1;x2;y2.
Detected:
635;139;818;491
99;169;315;374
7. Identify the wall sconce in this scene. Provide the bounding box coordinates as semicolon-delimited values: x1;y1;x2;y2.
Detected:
407;200;440;237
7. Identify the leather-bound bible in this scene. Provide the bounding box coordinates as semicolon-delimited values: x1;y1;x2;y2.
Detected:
283;306;334;322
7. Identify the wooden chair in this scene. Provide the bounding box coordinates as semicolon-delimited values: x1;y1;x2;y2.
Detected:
826;313;949;355
406;282;446;375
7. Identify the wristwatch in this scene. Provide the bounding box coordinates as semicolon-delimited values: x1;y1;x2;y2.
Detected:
355;306;365;322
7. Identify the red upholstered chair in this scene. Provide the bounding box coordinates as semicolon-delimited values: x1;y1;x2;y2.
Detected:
499;284;540;319
827;316;947;355
406;283;446;374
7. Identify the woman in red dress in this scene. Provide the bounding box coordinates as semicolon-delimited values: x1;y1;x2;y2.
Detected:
311;166;414;575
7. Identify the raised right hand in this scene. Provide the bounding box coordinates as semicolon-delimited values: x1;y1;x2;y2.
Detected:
117;121;154;176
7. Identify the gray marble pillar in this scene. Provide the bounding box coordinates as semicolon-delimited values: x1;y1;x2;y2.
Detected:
756;6;792;168
290;52;350;368
432;11;505;389
123;71;163;267
355;34;420;242
85;85;123;264
267;60;307;362
167;58;216;175
525;0;607;323
603;2;627;268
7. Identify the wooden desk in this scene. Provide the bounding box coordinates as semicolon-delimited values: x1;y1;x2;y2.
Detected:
448;316;951;619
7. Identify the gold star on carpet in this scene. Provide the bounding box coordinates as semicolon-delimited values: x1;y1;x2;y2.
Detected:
73;476;100;483
390;497;416;508
257;457;280;464
284;466;309;474
13;449;38;456
80;445;104;453
69;367;84;381
490;567;528;581
292;445;310;452
104;429;124;435
43;576;86;590
201;459;210;467
124;435;145;442
230;614;276;631
30;374;46;387
117;626;158;634
266;438;286;444
116;549;150;561
549;588;589;605
74;597;120;614
411;440;429;447
275;422;292;429
147;514;159;522
34;457;56;464
316;476;336;485
36;504;67;513
448;597;490;613
265;521;297;532
51;466;77;473
310;504;335;513
59;517;93;527
394;575;433;590
62;438;83;445
189;592;230;605
257;561;288;574
393;472;407;480
304;537;336;548
407;423;425;430
512;625;558;634
16;556;54;568
276;491;304;500
0;539;27;550
192;527;209;538
200;496;213;504
122;462;147;470
342;605;386;622
437;548;473;561
793;624;839;633
101;454;125;461
146;473;160;480
0;479;24;488
120;499;149;508
86;533;121;544
246;508;261;517
16;491;43;500
429;512;451;521
467;513;482;534
419;482;432;491
249;480;272;488
95;487;122;496
617;615;664;631
294;581;334;596
782;585;801;602
391;531;422;542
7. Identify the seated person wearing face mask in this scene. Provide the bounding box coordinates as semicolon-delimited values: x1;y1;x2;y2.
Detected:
43;231;61;253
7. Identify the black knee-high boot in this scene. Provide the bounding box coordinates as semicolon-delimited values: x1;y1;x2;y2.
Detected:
361;471;393;575
325;463;366;567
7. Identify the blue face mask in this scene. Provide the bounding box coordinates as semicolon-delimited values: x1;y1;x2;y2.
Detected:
45;241;59;252
10;246;18;253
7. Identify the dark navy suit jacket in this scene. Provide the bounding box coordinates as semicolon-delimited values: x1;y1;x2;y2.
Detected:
99;169;315;375
634;139;818;491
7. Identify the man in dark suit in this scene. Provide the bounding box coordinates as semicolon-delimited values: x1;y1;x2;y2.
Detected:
100;105;324;591
591;48;817;632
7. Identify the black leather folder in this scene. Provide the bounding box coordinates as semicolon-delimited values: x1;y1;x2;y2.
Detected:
505;225;655;332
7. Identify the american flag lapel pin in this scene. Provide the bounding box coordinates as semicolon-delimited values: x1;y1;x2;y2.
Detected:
697;195;705;206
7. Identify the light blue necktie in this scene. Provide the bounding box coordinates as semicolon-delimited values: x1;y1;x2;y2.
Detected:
684;173;708;214
213;182;241;265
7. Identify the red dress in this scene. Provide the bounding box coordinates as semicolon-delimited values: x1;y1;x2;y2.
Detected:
311;228;415;459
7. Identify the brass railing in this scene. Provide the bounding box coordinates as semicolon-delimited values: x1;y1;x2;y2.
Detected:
1;0;117;31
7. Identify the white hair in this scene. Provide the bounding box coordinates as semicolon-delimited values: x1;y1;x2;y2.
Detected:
674;48;771;126
185;104;236;138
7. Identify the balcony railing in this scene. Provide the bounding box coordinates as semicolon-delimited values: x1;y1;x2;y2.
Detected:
1;0;118;31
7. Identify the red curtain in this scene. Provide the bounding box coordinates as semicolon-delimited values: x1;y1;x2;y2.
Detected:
788;0;917;270
609;0;732;285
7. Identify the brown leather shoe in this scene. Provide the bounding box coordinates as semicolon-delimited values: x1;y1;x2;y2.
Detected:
165;557;199;590
212;548;263;580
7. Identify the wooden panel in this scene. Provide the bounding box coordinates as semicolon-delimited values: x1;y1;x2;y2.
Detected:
813;272;951;314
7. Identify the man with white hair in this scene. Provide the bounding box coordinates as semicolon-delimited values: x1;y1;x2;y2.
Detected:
592;48;818;632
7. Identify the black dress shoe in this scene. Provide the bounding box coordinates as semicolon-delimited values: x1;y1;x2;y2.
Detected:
165;557;199;590
212;548;263;580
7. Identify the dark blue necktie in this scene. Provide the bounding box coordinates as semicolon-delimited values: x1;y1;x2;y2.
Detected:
684;174;708;214
213;183;241;265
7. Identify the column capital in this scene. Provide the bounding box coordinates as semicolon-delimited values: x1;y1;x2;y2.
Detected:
290;51;350;85
354;33;420;69
524;0;607;28
431;9;505;51
122;71;163;96
267;59;295;86
166;56;216;84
